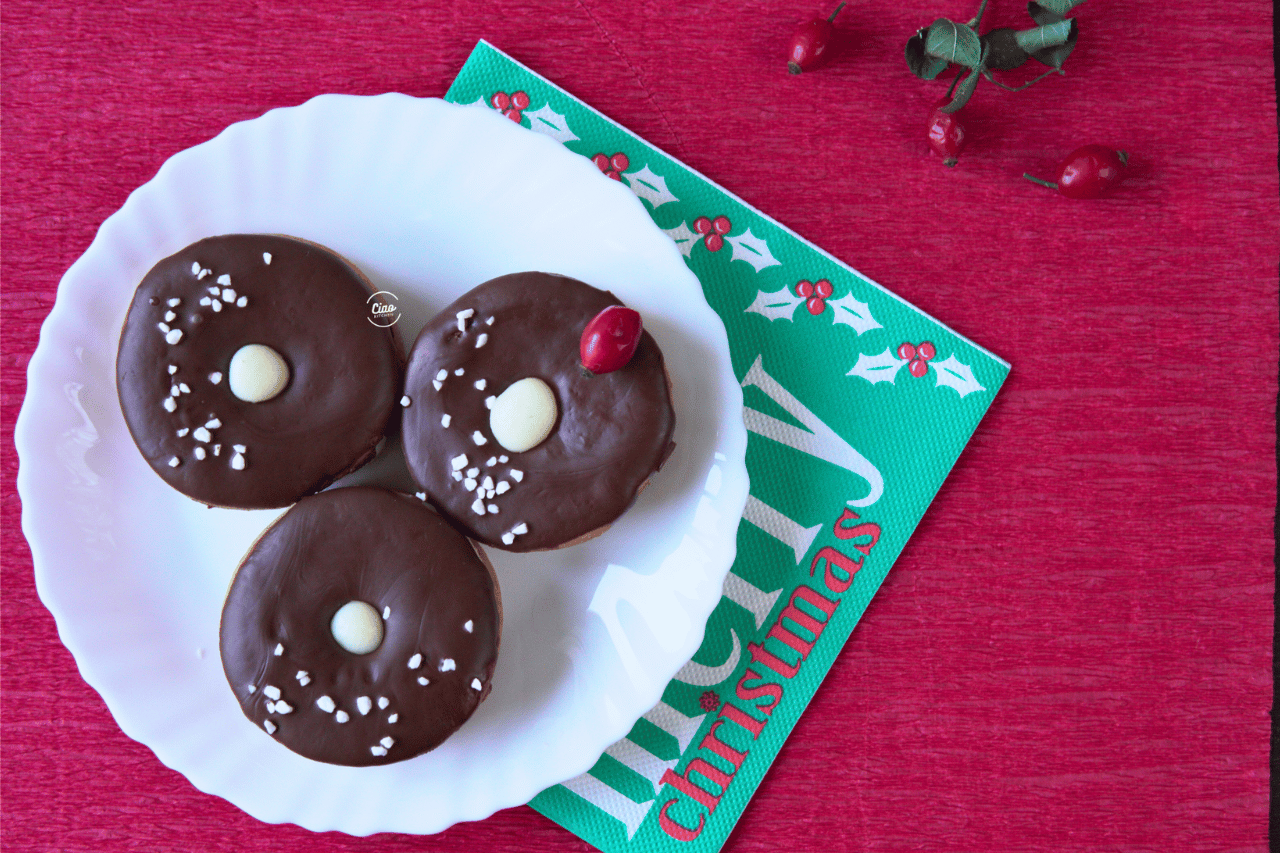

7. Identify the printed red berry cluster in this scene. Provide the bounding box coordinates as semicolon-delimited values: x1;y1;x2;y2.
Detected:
489;91;530;123
897;341;937;378
591;152;630;181
794;279;834;315
692;215;732;252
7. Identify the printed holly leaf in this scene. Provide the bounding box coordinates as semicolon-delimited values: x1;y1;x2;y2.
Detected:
906;29;949;79
827;293;882;335
725;228;781;272
662;221;700;258
930;354;986;397
524;104;579;144
744;285;803;322
622;165;679;209
925;18;983;69
847;349;907;385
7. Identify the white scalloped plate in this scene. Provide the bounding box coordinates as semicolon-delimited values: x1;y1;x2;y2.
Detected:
16;95;748;835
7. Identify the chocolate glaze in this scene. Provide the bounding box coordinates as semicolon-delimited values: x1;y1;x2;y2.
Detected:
219;487;500;766
116;235;403;509
402;273;676;551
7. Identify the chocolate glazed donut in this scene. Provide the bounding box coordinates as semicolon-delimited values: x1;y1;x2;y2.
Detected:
220;487;501;766
401;273;676;551
116;234;403;509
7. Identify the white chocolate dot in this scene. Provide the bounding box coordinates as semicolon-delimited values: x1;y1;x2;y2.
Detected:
330;601;384;655
489;378;557;453
229;344;289;403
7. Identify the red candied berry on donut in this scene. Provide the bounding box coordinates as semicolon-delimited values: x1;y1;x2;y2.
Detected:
580;305;644;375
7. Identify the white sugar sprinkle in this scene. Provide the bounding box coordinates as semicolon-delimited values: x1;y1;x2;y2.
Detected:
212;444;221;456
485;456;497;466
464;620;474;633
466;467;479;478
451;471;463;481
451;454;469;470
512;522;528;535
168;457;180;468
209;371;223;384
191;262;201;275
486;316;495;325
193;427;211;443
436;368;448;381
380;736;394;748
168;364;178;374
263;685;281;699
454;368;465;376
475;333;488;348
194;447;206;460
168;298;181;307
265;701;276;714
273;644;283;657
356;696;372;715
484;396;496;410
371;746;388;757
415;491;426;500
207;285;219;295
216;274;231;286
499;455;509;463
297;674;310;686
485;489;495;499
164;311;176;322
221;288;236;303
206;418;221;429
377;696;389;710
432;380;442;391
400;395;411;407
236;296;248;307
275;701;293;715
232;444;246;453
170;385;180;397
481;476;494;491
296;670;309;682
501;532;515;545
439;659;456;672
417;676;429;686
231;453;246;470
510;470;524;482
487;504;499;514
176;428;189;437
200;297;212;306
472;431;487;446
158;322;171;334
198;268;211;280
165;329;183;345
457;308;474;320
407;653;422;670
474;379;487;390
471;678;483;691
496;481;510;495
316;695;336;713
178;383;190;394
263;252;272;264
441;414;451;427
263;720;277;734
383;605;391;619
163;397;177;413
247;684;256;693
335;710;349;723
210;300;222;313
387;713;398;723
471;498;485;515
463;478;477;491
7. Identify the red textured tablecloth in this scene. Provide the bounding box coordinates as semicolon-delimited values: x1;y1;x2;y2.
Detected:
3;2;1275;851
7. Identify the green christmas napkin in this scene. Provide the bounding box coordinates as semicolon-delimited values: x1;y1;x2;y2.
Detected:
445;40;1009;853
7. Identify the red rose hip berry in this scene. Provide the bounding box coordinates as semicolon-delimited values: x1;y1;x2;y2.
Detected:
927;100;967;167
580;306;643;375
787;3;846;73
1025;145;1129;198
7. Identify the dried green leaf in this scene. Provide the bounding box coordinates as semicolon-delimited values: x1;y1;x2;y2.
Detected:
925;18;983;69
1032;0;1086;15
1014;20;1072;52
1029;18;1078;68
939;65;981;112
906;31;950;79
1026;1;1064;26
